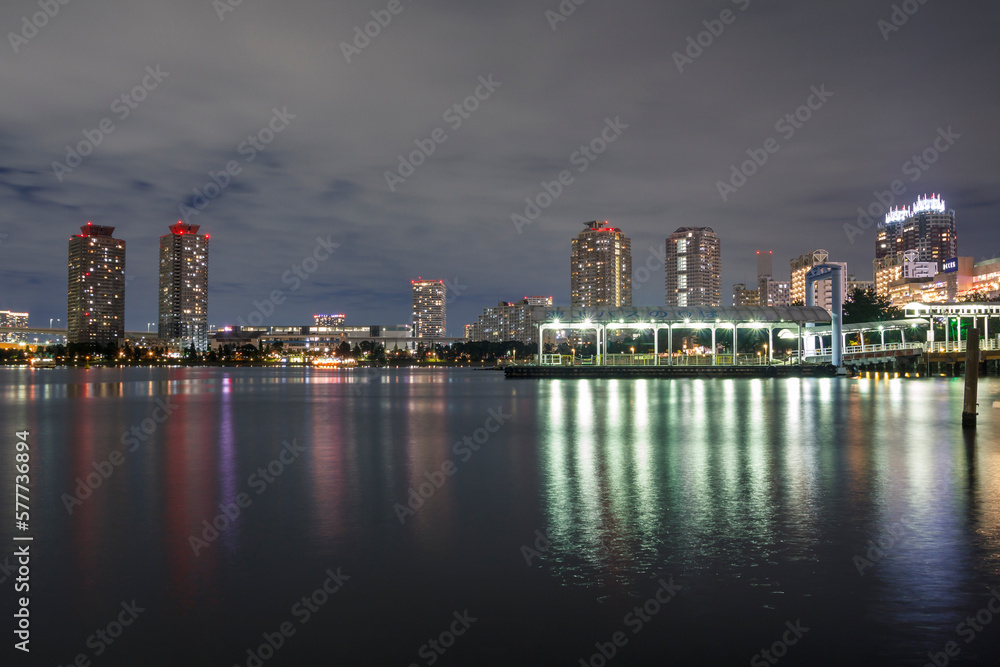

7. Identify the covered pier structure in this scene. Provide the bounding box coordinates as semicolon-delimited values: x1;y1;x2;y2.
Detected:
532;305;832;367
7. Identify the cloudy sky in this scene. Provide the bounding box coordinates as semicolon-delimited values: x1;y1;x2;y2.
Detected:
2;0;998;334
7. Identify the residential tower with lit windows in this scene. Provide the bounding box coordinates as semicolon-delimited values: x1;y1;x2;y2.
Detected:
411;278;446;338
67;222;126;345
158;222;209;350
665;227;720;307
570;221;632;308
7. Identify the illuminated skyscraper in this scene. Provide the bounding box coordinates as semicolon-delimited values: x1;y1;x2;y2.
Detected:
67;222;126;345
570;221;632;308
665;227;721;307
158;222;209;350
876;194;957;271
412;278;446;338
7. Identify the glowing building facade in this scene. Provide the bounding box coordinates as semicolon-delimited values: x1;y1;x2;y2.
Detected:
876;194;957;271
412;278;446;338
158;222;210;350
571;221;632;309
666;227;721;307
67;223;126;345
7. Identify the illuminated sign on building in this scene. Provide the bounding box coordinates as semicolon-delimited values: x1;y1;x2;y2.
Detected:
942;258;958;273
885;207;910;224
912;194;946;214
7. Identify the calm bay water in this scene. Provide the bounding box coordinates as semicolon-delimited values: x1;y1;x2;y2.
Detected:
2;367;1000;665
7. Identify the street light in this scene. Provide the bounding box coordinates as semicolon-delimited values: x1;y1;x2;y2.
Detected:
49;318;61;328
147;322;155;333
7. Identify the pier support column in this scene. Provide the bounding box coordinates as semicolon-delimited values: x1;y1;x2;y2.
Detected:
711;326;717;366
538;324;544;365
668;326;674;366
767;327;773;364
797;323;802;366
654;326;659;365
601;325;607;366
733;326;738;366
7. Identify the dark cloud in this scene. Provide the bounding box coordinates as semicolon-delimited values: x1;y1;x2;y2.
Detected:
1;0;997;332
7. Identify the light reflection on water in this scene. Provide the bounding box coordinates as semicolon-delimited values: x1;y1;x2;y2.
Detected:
1;367;999;664
532;376;1000;627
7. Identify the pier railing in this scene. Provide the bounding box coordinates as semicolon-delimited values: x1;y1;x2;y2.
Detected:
540;353;781;367
927;338;1000;353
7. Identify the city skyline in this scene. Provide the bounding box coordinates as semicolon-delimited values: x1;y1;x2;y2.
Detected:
2;1;999;334
3;196;994;342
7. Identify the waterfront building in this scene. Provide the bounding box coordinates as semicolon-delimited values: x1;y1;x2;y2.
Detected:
469;297;552;345
732;283;758;307
571;221;632;308
665;227;721;307
412;278;446;338
0;310;29;343
67;222;125;345
846;274;875;294
966;257;1000;300
876;194;957;271
213;324;417;353
790;249;846;311
158;222;209;350
752;250;789;307
314;314;346;327
758;278;791;307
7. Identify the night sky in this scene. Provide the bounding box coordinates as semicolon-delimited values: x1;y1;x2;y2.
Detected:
2;0;998;335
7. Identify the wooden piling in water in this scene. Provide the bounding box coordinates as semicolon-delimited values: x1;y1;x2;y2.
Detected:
962;329;980;429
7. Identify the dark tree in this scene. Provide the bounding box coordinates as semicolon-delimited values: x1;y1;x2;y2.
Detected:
842;286;903;324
